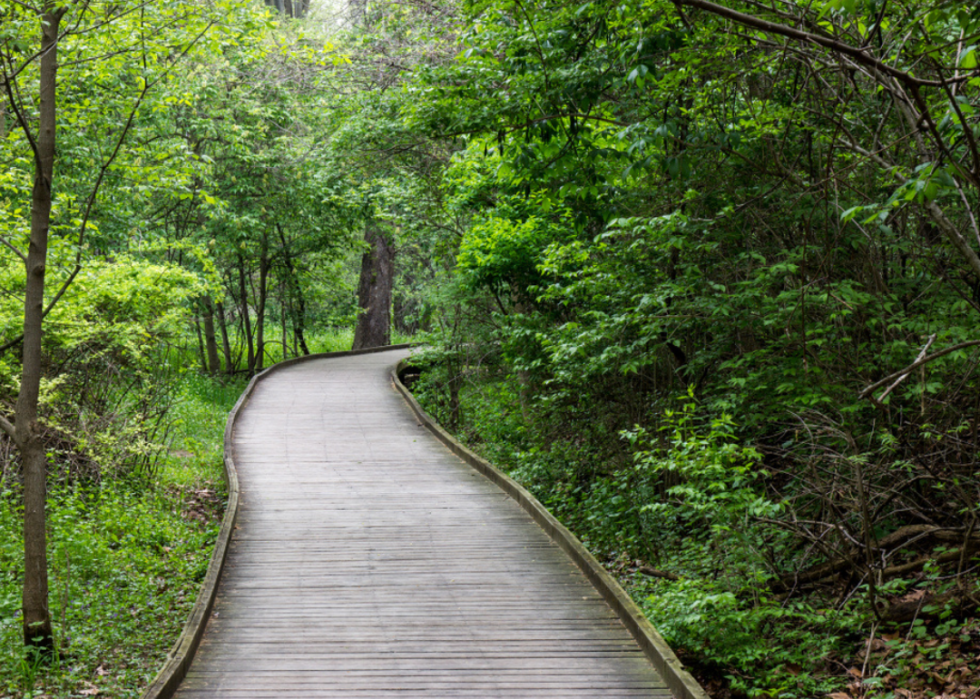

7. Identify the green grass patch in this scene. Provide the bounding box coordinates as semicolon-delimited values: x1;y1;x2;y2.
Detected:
304;326;414;354
0;371;247;698
306;327;356;354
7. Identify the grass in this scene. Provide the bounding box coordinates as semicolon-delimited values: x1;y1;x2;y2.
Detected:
157;372;249;488
0;370;247;699
305;327;414;355
306;327;356;353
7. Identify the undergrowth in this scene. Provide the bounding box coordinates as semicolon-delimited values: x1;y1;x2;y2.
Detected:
0;371;246;699
411;368;980;699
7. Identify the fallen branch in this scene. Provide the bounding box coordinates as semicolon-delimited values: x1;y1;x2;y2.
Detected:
637;566;682;581
773;527;980;591
880;589;977;624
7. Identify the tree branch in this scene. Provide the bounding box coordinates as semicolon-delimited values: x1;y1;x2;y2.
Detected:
860;338;980;399
674;0;964;88
0;235;27;263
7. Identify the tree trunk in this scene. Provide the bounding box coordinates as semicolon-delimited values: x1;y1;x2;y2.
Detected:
276;224;310;355
255;236;269;371
351;224;394;350
15;5;64;652
237;254;255;373
216;301;234;374
280;280;288;362
202;298;220;375
193;316;207;372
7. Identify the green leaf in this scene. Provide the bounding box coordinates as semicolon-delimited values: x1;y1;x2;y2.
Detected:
960;45;978;69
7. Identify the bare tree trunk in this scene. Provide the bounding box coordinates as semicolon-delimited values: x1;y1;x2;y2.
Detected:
351;224;394;350
216;301;233;374
202;298;220;375
276;224;310;355
15;5;64;651
237;254;255;373
280;280;288;361
446;309;462;430
193;316;207;372
255;236;269;371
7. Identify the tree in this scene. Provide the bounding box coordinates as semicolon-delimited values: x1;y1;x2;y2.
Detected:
0;0;221;650
0;0;65;650
351;223;395;348
149;23;359;372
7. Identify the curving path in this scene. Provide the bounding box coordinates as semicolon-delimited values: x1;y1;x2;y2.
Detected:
174;349;672;698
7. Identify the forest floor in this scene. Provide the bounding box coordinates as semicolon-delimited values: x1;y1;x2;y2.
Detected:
616;557;980;699
0;372;245;699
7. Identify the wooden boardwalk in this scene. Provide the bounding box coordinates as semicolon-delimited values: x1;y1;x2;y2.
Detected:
174;350;672;698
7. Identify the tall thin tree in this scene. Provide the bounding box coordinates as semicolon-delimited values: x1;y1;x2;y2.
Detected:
0;0;65;650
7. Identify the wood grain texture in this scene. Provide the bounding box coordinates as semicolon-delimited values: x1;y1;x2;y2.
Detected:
172;349;673;698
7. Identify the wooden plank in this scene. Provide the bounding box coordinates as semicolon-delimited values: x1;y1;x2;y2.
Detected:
171;350;674;698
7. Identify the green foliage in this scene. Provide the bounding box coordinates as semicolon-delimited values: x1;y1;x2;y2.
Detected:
0;256;206;479
458;193;578;299
0;370;242;698
639;570;851;698
624;391;776;535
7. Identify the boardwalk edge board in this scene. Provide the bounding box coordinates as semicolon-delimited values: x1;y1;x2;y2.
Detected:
392;358;711;699
140;343;413;699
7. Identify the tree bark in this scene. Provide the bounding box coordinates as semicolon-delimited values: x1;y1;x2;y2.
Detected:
237;254;255;373
351;224;394;350
280;279;288;362
15;4;64;651
216;301;234;374
202;298;221;375
292;281;310;355
255;235;269;371
193;316;207;372
276;224;310;356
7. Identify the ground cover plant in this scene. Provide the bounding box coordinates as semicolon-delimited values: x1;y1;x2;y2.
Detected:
0;370;244;698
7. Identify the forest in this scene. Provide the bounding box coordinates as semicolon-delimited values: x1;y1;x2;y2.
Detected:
1;0;979;696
